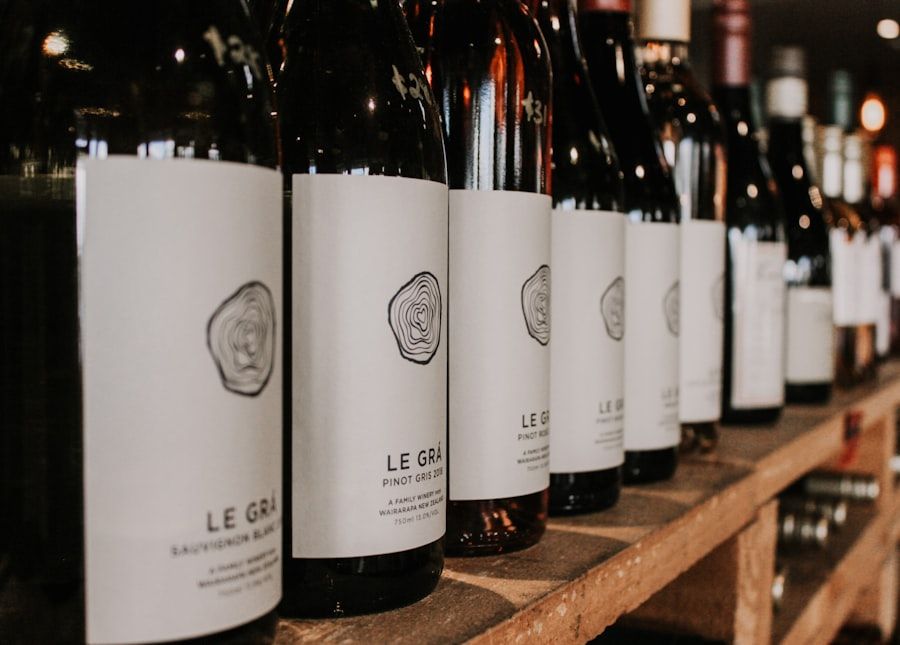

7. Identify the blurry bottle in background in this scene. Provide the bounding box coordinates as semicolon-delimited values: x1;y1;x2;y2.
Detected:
532;0;626;515
765;46;832;404
871;146;900;355
818;125;872;387
712;0;786;425
845;132;882;378
579;0;681;483
637;0;726;453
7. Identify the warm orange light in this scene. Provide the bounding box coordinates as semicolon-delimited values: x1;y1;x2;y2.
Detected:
861;94;887;133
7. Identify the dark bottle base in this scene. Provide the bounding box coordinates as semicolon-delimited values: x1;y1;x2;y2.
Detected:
786;381;832;404
679;421;719;454
549;467;621;516
445;490;548;556
622;447;678;485
721;405;782;425
278;539;443;617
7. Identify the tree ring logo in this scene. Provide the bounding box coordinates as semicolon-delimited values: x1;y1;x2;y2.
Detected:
664;281;680;336
522;265;551;346
388;271;442;365
712;273;725;321
207;281;276;397
601;276;625;341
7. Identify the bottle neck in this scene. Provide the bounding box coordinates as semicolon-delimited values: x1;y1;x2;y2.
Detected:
714;85;754;126
768;119;804;154
578;6;632;40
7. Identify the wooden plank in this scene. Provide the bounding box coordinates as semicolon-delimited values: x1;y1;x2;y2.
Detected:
847;549;898;639
277;459;756;645
625;500;778;645
772;506;890;645
697;362;900;507
276;363;900;645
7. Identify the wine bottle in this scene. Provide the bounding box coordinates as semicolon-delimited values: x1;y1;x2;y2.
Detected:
0;3;282;644
278;0;447;614
713;0;787;425
530;0;625;515
410;0;552;554
765;46;833;404
845;133;885;372
872;146;900;355
579;0;681;484
817;125;866;387
638;0;727;453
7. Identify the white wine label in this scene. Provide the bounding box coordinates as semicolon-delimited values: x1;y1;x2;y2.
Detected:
859;234;882;325
291;175;447;558
891;240;900;297
624;222;680;452
785;286;834;384
449;190;551;500
877;291;891;357
679;220;725;424
550;209;625;474
730;239;786;409
830;229;861;326
81;157;282;644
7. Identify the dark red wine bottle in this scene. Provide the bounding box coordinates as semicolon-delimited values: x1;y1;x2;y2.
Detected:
529;0;625;515
278;0;447;614
765;46;833;404
1;2;281;643
409;0;552;554
713;0;787;425
638;0;727;453
579;0;681;484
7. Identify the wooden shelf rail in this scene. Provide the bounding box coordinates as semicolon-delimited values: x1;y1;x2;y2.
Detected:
277;362;900;645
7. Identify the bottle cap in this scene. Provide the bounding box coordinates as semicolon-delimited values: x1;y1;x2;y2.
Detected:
766;78;807;119
770;45;806;78
713;0;751;86
579;0;632;12
637;0;690;43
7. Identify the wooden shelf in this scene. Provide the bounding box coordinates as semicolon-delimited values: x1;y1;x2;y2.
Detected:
772;505;888;645
277;363;900;645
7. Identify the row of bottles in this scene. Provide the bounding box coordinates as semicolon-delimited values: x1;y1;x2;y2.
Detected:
1;0;897;641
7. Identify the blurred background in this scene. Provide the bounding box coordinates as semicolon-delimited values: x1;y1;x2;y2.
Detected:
689;0;899;149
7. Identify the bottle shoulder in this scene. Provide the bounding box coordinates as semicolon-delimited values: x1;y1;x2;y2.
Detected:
415;0;552;192
280;1;445;180
0;2;278;173
579;27;677;221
